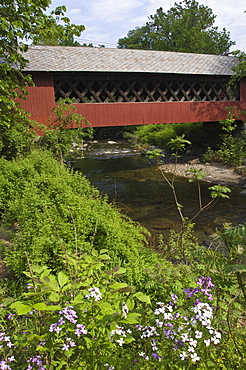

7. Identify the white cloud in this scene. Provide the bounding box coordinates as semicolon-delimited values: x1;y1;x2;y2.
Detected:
50;0;246;51
68;8;82;15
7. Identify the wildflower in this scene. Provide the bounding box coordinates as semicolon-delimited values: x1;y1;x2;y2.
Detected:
171;293;178;303
139;352;145;357
152;353;161;361
180;333;189;342
27;356;45;370
155;319;163;327
49;323;62;333
204;339;211;346
66;338;76;347
116;338;124;346
104;365;115;370
85;287;102;301
195;330;203;339
190;352;200;362
189;338;197;347
180;351;188;360
59;306;77;324
122;302;129;319
197;276;214;289
140;326;159;338
75;324;87;337
62;344;70;351
184;287;200;297
0;361;11;370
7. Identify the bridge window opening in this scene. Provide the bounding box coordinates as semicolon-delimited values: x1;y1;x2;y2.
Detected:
53;72;239;104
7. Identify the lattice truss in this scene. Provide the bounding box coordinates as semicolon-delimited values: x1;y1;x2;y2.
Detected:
54;72;239;103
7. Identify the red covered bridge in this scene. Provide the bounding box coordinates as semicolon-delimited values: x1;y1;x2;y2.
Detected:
20;45;246;127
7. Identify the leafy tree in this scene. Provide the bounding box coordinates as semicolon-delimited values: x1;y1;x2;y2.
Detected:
118;0;235;54
33;6;85;46
0;1;84;159
231;50;246;81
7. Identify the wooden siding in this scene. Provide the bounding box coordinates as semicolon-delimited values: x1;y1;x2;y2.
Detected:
17;73;246;127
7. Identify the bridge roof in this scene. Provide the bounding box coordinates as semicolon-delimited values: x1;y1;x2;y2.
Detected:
23;45;237;76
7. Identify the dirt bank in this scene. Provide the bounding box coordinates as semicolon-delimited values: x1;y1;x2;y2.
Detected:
159;160;246;188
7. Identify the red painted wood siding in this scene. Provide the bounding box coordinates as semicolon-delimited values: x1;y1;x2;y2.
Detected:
17;74;246;127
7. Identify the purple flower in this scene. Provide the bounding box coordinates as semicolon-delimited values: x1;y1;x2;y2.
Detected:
197;277;214;289
75;324;87;337
62;344;70;351
0;361;12;370
184;287;200;297
59;306;77;324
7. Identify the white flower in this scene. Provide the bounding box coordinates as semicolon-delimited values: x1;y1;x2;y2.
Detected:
122;302;129;319
139;352;145;357
85;287;102;301
214;331;221;339
195;330;203;339
180;351;188;360
190;352;200;362
204;339;211;346
211;336;220;344
189;338;198;347
155;319;163;327
181;333;189;342
116;338;124;346
188;346;195;353
164;313;173;320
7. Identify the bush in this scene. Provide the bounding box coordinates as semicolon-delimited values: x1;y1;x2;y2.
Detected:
132;122;202;148
0;150;161;284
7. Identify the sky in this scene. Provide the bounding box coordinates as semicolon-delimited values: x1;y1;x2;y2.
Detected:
49;0;246;52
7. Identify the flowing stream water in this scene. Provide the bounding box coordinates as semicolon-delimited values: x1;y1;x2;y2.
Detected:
73;140;246;245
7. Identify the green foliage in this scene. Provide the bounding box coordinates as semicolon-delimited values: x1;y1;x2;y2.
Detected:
32;6;85;46
37;99;93;162
0;1;84;159
158;219;199;264
0;150;163;288
1;253;245;369
230;49;246;82
118;0;234;54
209;184;231;199
203;113;246;167
130;122;202;149
168;134;191;157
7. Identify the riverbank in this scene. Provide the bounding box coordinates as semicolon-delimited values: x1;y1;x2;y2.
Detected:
159;162;245;187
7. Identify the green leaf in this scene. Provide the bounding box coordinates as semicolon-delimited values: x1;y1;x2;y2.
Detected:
225;264;246;273
124;336;135;344
58;271;69;287
49;291;60;302
133;292;151;304
99;254;111;260
126;298;135;311
33;302;61;311
109;282;128;291
113;266;126;275
10;301;32;315
121;312;141;324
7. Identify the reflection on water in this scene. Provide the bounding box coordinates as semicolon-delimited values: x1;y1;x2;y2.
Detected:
74;140;246;244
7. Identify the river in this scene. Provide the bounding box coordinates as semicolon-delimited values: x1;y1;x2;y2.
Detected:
73;140;246;245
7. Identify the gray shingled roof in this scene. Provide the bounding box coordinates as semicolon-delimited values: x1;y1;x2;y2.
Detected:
23;45;238;76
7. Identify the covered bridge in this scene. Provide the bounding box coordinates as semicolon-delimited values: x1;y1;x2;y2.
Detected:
20;45;246;127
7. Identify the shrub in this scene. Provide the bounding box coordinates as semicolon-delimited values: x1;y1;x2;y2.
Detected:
0;150;160;284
